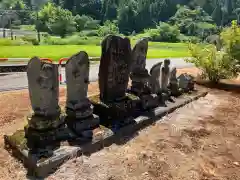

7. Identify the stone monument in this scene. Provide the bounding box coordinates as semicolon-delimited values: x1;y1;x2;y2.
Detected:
130;38;159;110
130;38;151;95
168;67;182;96
178;73;195;92
150;62;163;95
25;57;64;148
90;35;139;123
65;51;99;136
160;59;171;94
98;35;131;103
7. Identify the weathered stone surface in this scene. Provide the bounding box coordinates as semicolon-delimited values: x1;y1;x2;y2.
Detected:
150;62;162;94
98;35;131;103
140;94;159;110
161;59;171;93
26;113;65;131
168;67;182;96
178;73;195;92
65;51;93;119
130;38;151;96
26;57;64;148
66;115;100;137
65;51;100;135
27;57;60;117
90;94;140;125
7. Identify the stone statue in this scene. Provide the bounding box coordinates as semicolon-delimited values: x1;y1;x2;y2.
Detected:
27;57;60;117
99;35;131;103
65;51;93;119
130;38;151;96
26;57;64;149
149;62;162;95
178;73;195;92
160;59;171;93
168;67;181;96
65;51;99;135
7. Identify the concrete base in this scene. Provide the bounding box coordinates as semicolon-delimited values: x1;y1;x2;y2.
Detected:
4;89;208;178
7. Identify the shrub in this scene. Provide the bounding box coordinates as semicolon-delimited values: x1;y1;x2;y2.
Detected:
221;20;240;66
0;38;31;46
79;30;99;37
142;23;181;42
97;21;119;37
156;22;180;43
185;43;238;82
42;35;102;45
21;36;39;45
74;15;100;32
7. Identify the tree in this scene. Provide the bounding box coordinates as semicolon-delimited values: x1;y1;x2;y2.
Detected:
117;1;136;34
170;5;215;38
37;2;76;37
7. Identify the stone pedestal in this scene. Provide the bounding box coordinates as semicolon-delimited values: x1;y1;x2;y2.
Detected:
24;113;66;149
140;94;159;110
66;114;100;137
90;94;141;126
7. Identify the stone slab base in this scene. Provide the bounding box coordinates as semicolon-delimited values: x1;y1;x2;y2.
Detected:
89;93;141;126
4;89;208;178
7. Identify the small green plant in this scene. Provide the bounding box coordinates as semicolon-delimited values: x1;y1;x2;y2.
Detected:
186;43;238;83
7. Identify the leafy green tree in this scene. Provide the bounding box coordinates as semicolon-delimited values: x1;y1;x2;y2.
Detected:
37;2;76;37
117;1;136;34
170;5;215;38
102;0;118;21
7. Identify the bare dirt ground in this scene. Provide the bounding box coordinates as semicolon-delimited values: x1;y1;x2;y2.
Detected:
0;68;240;180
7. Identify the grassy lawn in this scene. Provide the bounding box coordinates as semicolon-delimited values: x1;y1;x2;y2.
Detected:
0;43;189;61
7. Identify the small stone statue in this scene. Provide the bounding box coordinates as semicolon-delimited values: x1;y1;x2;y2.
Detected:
178;73;195;92
160;59;171;94
65;51;93;119
168;67;182;96
25;57;64;149
149;62;162;95
65;51;99;136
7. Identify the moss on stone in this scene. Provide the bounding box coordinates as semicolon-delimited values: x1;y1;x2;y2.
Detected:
7;130;27;150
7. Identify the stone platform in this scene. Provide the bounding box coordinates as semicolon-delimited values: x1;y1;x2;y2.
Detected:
4;89;208;178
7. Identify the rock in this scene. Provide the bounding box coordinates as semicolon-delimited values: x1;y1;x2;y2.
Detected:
168;67;182;96
177;73;195;92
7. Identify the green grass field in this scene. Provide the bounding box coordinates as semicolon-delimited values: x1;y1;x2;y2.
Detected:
0;43;189;61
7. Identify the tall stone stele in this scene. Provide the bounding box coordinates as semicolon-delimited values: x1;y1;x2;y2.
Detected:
130;38;159;109
99;35;132;103
65;51;99;136
25;57;64;148
130;38;151;96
